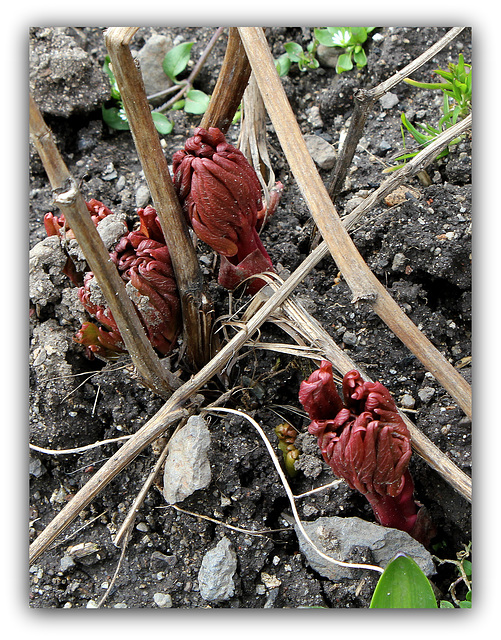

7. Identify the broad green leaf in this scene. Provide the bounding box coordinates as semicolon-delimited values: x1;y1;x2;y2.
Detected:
350;27;368;44
184;89;210;114
276;53;291;77
463;560;472;578
353;47;367;67
171;99;185;110
336;52;353;72
459;600;472;608
440;600;455;608
370;554;438;609
314;27;338;47
151;111;173;135
163;42;194;82
284;41;304;62
102;104;130;130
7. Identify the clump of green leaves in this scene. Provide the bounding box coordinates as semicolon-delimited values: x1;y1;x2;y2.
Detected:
275;27;375;77
102;41;210;135
435;542;472;608
314;27;375;73
387;54;472;172
162;42;210;115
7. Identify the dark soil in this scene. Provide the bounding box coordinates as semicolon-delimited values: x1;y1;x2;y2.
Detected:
29;27;472;609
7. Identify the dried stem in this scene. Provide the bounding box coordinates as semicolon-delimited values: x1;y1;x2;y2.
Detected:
327;27;465;199
199;27;251;133
104;27;212;369
29;93;176;397
237;27;471;419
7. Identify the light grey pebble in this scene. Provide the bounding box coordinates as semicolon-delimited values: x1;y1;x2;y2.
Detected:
163;415;211;504
379;92;399;110
418;387;436;404
198;537;237;602
295;515;435;581
342;330;357;346
136;34;174;105
153;592;173;608
400;394;416;409
304;134;336;170
135;184;151;208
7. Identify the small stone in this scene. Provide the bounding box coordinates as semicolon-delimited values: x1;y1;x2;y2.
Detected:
400;393;416;409
418;387;435;404
304;134;336;170
153;592;173;608
342;330;357;347
400;394;416;409
316;44;342;68
392;252;408;271
136;34;174;105
295;516;435;581
163;415;212;504
60;555;76;572
379;92;399;110
198;537;237;602
135;184;151;208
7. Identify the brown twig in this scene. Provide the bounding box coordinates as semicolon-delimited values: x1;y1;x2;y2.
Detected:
104;27;213;369
198;27;252;133
29;93;176;397
237;27;471;419
327;27;465;199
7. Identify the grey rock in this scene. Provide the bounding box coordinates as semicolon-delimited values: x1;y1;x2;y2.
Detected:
29;27;109;117
135;184;151;208
163;415;212;504
392;252;408;271
29;236;68;307
379;92;399;110
198;537;237;602
400;393;416;409
304;134;336;170
153;592;173;608
96;213;127;250
295;516;435;581
60;555;76;572
316;44;343;69
342;330;357;346
418;386;436;404
136;34;174;105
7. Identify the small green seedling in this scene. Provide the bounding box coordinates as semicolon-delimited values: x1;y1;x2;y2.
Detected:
314;27;375;73
275;27;375;77
102;41;211;134
370;553;438;608
386;54;471;172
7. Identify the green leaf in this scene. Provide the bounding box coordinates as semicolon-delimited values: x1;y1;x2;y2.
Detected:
151;111;173;135
440;600;455;608
284;41;304;62
350;27;368;44
370;554;438;609
336;52;353;72
275;53;291;77
102;104;130;130
184;89;210;114
459;600;472;608
163;42;194;82
463;560;472;578
314;27;338;47
353;47;367;67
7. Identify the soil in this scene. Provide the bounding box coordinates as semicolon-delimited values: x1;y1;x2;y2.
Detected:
29;27;472;609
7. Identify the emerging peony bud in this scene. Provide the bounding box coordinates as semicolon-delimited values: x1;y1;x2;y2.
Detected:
173;127;280;294
299;361;433;544
76;204;181;358
44;199;181;359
